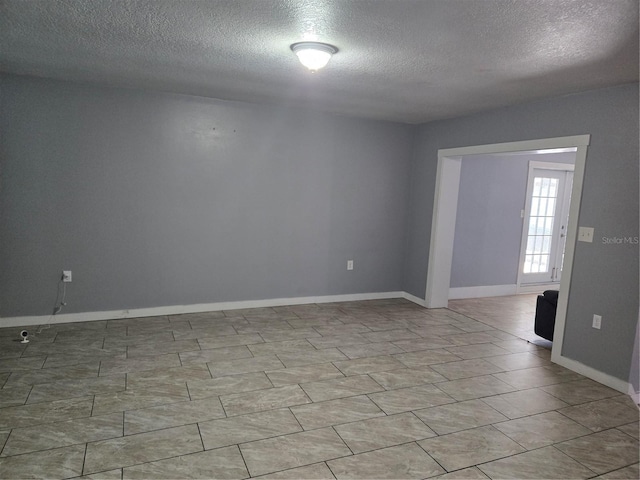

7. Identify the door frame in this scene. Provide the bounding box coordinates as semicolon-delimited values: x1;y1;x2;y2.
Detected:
516;161;575;291
424;134;590;365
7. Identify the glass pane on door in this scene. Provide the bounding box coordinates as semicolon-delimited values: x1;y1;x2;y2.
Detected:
523;176;559;274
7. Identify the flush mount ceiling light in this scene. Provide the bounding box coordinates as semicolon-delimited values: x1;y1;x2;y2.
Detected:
290;42;338;72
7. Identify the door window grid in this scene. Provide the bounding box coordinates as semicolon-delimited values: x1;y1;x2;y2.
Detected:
524;177;559;274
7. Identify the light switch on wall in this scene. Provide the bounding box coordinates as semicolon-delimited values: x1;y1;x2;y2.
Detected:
592;314;602;329
578;226;594;243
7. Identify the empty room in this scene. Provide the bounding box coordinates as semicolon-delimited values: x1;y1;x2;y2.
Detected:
0;1;638;479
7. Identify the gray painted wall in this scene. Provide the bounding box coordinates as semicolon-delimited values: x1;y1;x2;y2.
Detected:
2;73;637;386
451;152;575;288
404;83;639;382
0;74;415;317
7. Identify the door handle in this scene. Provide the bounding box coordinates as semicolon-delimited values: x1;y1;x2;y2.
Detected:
551;267;555;280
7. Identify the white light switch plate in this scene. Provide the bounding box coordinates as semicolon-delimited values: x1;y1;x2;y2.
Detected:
592;314;602;329
578;226;594;243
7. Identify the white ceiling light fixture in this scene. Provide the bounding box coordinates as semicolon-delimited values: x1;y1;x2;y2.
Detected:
290;42;338;72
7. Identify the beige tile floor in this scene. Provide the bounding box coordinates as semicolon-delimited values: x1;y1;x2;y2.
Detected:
0;296;638;479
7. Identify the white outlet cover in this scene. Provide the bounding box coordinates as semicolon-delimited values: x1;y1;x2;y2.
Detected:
62;270;72;282
347;260;354;270
578;226;594;243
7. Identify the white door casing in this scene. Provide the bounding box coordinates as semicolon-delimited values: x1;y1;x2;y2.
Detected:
424;135;590;370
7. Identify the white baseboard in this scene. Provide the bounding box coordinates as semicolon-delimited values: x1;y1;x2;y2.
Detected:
448;284;517;300
401;292;427;307
0;291;406;328
628;385;639;405
517;283;560;294
552;352;632;395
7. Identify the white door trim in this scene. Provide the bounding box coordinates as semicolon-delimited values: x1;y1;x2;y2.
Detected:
425;135;590;366
527;161;576;171
550;143;589;366
425;156;462;308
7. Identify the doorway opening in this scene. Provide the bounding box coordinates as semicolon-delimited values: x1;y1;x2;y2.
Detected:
424;135;590;365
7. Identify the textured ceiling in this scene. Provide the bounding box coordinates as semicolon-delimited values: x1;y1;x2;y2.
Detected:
1;0;638;123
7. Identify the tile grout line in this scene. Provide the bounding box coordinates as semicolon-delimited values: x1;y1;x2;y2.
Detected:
0;426;10;457
235;442;252;478
195;423;206;452
413;440;450;474
80;442;89;476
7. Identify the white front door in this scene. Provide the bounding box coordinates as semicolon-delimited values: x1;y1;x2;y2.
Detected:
520;167;573;285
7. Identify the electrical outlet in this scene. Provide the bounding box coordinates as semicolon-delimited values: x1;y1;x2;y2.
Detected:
592;314;602;330
62;270;72;282
347;260;354;271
